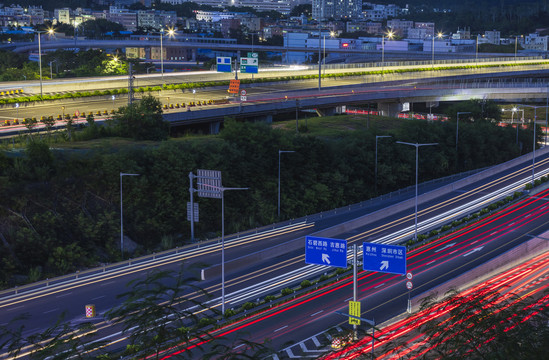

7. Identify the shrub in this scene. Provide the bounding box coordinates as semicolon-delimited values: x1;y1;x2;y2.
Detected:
441;225;451;232
300;280;312;288
319;274;330;282
264;295;276;302
525;183;533;190
241;302;256;310
224;309;236;318
429;230;439;237
197;317;215;328
281;287;294;296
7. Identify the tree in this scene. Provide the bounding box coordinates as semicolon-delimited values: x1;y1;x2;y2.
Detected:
106;268;213;359
79;19;125;38
410;288;549;359
290;4;312;17
113;95;169;141
445;99;502;123
40;116;56;137
23;118;38;139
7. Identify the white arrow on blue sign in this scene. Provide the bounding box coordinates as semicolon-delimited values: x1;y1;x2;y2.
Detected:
305;236;347;268
363;242;407;275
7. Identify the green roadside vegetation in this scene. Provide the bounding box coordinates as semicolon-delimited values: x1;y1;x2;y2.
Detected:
0;99;541;290
1;59;548;105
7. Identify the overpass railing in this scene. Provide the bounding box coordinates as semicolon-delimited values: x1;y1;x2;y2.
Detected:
316;55;543;71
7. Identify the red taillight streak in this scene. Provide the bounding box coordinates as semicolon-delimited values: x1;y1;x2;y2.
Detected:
361;204;549;297
408;188;549;260
162;190;549;359
328;252;549;360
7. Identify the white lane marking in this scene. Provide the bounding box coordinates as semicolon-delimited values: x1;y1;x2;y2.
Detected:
286;348;299;358
345;297;353;302
449;250;458;255
274;325;288;333
310;310;323;317
434;242;456;253
233;343;245;350
100;281;116;287
56;292;72;298
7;305;24;311
91;295;106;301
463;246;484;257
374;283;385;288
43;308;59;314
312;336;321;347
426;260;436;266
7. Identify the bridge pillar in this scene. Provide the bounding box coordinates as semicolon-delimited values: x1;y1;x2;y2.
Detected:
377;102;401;118
210;121;221;134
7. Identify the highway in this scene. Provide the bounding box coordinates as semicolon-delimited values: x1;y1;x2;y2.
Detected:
323;239;549;359
1;59;549;129
157;182;549;359
1;146;549;358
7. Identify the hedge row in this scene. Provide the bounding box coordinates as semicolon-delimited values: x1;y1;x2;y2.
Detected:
2;61;548;105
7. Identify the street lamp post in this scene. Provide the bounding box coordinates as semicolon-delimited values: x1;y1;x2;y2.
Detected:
517;104;544;185
160;28;164;85
515;36;518;62
503;107;524;144
375;135;391;193
318;9;322;91
382;30;394;75
396;142;438;241
431;32;443;69
120;172;139;254
35;28;54;98
278;150;295;218
159;27;176;86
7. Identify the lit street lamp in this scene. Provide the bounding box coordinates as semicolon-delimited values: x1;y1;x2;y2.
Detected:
375;135;391;193
159;27;176;86
502;107;524;144
120;172;139;254
278;150;295;218
396;142;438;241
382;30;394;75
431;32;443;69
34;28;54;98
517;104;545;185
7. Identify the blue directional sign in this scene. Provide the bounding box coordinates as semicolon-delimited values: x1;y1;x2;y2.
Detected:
305;236;347;268
216;57;232;72
363;242;406;275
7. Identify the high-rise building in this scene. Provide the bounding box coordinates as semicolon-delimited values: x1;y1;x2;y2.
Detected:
312;0;361;21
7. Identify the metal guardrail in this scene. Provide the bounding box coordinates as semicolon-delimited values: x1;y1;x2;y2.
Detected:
0;221;309;298
0;165;484;299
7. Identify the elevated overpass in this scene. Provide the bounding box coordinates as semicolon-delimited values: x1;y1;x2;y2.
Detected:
165;79;549;133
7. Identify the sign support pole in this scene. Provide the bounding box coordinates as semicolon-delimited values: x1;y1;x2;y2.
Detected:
189;172;195;242
353;244;358;340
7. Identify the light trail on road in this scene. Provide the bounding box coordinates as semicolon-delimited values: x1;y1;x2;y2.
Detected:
321;244;549;359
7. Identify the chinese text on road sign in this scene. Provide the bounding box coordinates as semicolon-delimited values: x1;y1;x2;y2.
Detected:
363;242;407;275
305;236;347;268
